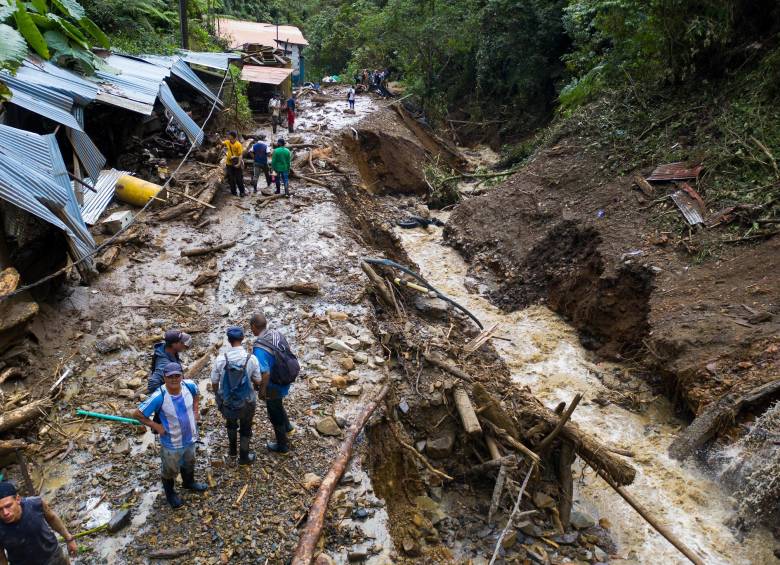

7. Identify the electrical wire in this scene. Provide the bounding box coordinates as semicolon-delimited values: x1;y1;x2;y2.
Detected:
0;68;231;303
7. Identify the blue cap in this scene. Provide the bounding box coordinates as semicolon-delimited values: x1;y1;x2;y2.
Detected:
0;481;17;499
163;362;183;377
226;326;244;341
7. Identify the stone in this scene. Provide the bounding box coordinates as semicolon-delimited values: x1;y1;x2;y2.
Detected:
414;495;446;525
113;438;131;455
352;352;369;364
501;531;518;549
426;431;455;459
347;550;368;562
415;440;426;452
95;334;126;354
593;546;608;561
598;517;611;530
323;338;355;354
373;356;385;365
302;473;322;490
117;388;136;400
339;356;355;371
127;377;144;389
313;554;337;565
343;336;361;349
401;536;420;557
414;296;450;319
519;522;542;537
327;310;349;321
330;375;348;388
570;508;597;530
316;416;342;436
398;399;410;414
533;491;555;509
344;385;362;396
107;509;131;533
552;532;578;545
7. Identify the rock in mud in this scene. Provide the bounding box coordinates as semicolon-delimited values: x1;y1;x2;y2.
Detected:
316;416;342;436
339;356;355;371
570;507;597;529
502;530;518;549
414;495;446;525
414;296;450;319
302;473;322;490
324;338;356;354
345;385;362;396
314;553;336;565
95;334;126;354
114;438;131;455
108;508;131;533
426;431;455;458
352;352;369;364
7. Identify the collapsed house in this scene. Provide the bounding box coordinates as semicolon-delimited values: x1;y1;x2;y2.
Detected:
0;49;236;354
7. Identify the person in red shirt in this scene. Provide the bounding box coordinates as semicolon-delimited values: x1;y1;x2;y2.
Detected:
287;108;295;133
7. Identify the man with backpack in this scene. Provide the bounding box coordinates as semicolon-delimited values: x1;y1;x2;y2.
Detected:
209;326;262;464
250;313;300;454
135;362;207;509
147;330;192;394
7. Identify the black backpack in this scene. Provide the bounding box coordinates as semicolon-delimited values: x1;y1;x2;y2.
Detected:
255;330;300;386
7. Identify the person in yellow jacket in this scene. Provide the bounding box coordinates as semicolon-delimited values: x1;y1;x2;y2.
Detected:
221;131;246;197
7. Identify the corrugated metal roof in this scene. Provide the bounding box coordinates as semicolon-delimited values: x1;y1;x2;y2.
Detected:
158;82;203;145
0;125;96;263
0;71;83;130
181;50;240;70
217;19;309;47
647;162;704;182
671;190;704;225
171;58;223;108
70;105;106;184
79;168;128;225
18;59;98;105
240;65;292;85
93;57;162;115
104;54;171;82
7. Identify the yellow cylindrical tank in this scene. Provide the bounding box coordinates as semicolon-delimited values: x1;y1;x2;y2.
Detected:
115;175;163;207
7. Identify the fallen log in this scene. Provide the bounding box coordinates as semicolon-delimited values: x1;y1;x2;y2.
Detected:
480;419;540;465
669;379;780;460
292;383;389;565
185;344;221;380
192;269;219;287
0;439;27;455
290;171;331;188
0;399;51;434
557;441;575;529
180;241;236;257
473;383;519;438
16;449;35;495
148;546;191;560
0;367;24;385
535;393;582;453
258;282;320;296
453;387;482;437
509;389;635;486
257;194;285;209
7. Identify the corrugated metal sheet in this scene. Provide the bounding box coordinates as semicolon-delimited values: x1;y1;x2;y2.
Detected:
0;71;83;130
0;125;96;262
105;54;171;83
18;59;98;105
171;58;222;107
181;50;240;71
240;65;292;85
79;168;128;225
158;82;203;145
671;190;704;225
93;57;162;115
70;106;106;184
647;162;704;182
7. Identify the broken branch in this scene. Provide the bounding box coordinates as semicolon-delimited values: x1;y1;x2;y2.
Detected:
535;393;582;453
181;241;236;257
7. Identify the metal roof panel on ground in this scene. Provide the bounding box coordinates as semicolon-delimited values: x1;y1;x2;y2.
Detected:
646;162;704;182
180;50;240;71
79;168;128;225
158;82;204;145
0;71;82;131
70;105;107;184
216;18;308;48
240;65;293;85
0;124;96;261
170;58;223;107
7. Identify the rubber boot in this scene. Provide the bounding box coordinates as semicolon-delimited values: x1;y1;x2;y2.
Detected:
162;478;183;509
181;469;208;492
227;429;238;458
238;436;256;465
266;425;289;454
284;414;296;436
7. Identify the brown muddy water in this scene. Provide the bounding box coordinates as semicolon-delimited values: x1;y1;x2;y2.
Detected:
395;214;776;565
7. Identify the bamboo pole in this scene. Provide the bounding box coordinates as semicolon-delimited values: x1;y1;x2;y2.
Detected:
291;383;389;565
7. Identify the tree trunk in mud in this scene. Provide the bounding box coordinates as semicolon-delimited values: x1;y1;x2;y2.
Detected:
292;383;389;565
0;399;51;433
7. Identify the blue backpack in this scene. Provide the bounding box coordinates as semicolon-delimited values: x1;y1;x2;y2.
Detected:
255;330;300;386
218;353;252;418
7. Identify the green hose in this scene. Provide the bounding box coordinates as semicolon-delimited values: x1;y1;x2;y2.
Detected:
76;410;142;426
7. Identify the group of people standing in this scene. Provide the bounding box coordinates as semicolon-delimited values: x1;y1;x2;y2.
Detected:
268;93;296;134
220;131;292;198
135;315;298;509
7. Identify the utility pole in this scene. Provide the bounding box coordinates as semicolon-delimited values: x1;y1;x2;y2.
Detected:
179;0;189;49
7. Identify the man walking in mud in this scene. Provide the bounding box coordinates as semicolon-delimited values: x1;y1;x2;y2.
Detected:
221;131;246;197
210;327;262;464
147;329;192;394
271;138;292;196
251;135;272;193
0;481;77;564
135;362;207;508
250;313;299;454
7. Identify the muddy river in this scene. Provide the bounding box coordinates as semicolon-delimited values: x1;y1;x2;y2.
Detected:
395;216;775;565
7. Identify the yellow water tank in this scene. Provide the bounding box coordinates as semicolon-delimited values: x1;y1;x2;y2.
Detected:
115;175;163;207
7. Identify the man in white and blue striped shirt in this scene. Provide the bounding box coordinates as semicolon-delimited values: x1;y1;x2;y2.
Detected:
135;362;207;508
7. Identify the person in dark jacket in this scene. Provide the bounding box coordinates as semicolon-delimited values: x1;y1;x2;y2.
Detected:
147;330;192;394
0;481;77;565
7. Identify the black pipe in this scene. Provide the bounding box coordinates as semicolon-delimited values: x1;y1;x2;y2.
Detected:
363;258;483;329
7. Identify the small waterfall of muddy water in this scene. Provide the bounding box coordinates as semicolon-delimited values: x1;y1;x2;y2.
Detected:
395;215;775;564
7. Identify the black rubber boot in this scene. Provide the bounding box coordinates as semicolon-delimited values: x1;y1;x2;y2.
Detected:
227;429;238;458
162;478;183;509
239;436;256;465
284;414;296;436
266;425;289;454
181;469;208;492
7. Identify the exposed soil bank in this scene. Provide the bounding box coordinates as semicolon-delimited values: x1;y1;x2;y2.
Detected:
444;138;780;419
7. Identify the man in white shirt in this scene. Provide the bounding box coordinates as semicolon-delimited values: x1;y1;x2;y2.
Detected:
347;85;356;110
210;326;262;464
268;95;282;134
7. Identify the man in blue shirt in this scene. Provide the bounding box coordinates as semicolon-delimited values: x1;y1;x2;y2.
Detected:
135;362;207;508
286;94;296;113
250;313;295;453
251;137;271;193
146;329;192;394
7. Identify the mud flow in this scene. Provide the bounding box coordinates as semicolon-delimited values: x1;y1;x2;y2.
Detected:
0;86;775;565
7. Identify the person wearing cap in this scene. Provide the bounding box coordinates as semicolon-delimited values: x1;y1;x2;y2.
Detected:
210;326;262;464
0;481;76;564
147;329;192;395
271;138;292;196
135;362;207;509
